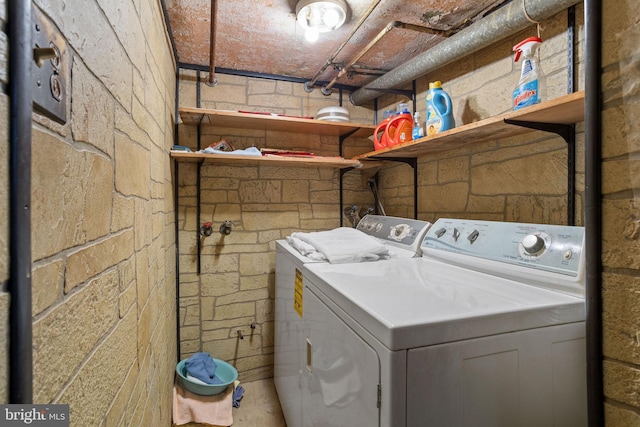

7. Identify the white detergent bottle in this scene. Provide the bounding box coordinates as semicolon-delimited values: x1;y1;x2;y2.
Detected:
512;37;546;110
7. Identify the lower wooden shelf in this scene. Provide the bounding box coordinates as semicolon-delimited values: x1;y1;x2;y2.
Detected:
170;151;361;169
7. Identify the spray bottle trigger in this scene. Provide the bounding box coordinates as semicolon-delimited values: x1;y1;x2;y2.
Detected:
514;49;522;62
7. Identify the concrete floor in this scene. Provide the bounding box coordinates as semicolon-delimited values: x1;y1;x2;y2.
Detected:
232;379;286;426
176;378;287;427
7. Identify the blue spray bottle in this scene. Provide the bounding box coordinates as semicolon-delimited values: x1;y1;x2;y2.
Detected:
512;37;546;110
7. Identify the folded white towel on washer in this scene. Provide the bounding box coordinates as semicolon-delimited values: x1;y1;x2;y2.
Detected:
288;227;390;263
286;236;328;261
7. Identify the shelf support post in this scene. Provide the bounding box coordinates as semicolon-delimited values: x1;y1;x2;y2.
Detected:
339;128;361;157
339;128;363;225
339;165;363;227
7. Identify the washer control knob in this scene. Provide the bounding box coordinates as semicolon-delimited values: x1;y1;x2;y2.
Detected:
522;234;545;254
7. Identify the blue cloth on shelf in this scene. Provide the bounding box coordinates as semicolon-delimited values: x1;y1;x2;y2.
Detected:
232;384;245;408
184;352;223;385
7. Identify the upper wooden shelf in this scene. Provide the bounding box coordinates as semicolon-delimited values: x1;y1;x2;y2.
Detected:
354;90;585;160
179;107;376;139
170;151;361;169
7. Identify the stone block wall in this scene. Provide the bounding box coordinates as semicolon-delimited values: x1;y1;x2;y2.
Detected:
376;8;586;225
1;1;177;425
0;0;632;423
601;0;640;423
176;71;376;381
0;0;8;404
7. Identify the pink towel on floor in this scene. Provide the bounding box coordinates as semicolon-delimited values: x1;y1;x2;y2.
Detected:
173;382;233;426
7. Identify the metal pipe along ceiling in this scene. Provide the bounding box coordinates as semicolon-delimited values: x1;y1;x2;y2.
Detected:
350;0;583;105
323;20;449;93
306;0;383;92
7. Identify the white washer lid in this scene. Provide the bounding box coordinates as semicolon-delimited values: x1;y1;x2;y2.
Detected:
303;257;585;351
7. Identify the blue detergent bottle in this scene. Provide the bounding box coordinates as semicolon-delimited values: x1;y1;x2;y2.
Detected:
426;81;455;136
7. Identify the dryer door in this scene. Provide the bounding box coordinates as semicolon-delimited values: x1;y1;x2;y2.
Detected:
275;245;305;427
303;287;380;427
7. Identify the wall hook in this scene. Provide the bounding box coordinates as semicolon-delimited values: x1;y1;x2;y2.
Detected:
237;330;244;340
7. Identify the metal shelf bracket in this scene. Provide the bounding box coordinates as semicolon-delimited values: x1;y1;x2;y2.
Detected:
503;118;574;144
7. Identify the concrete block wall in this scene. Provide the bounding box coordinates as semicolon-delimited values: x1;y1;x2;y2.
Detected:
376;8;586;225
1;1;177;425
176;71;376;381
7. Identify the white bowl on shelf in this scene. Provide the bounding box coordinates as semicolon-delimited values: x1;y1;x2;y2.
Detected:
316;106;350;122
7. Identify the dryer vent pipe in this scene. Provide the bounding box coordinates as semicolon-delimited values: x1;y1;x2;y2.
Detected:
349;0;583;105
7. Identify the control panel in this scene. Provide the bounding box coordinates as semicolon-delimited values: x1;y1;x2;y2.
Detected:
356;215;431;249
422;218;585;277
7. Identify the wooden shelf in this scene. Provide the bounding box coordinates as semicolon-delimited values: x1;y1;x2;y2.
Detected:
354;91;585;160
179;107;376;138
176;92;584;168
170;151;361;169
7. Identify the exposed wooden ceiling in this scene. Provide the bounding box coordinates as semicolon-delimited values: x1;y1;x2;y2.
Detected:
164;0;507;90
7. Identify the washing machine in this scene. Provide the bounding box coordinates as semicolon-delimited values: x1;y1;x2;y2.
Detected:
274;215;432;427
302;218;587;427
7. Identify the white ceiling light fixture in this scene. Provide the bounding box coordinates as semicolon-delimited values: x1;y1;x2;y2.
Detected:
296;0;348;43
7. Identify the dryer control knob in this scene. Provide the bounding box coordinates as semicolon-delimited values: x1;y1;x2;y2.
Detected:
522;234;545;254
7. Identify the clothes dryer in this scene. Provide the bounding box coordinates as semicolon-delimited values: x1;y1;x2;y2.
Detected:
274;215;431;426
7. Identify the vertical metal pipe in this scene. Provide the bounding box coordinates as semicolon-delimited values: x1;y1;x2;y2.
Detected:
8;0;33;404
196;71;202;275
411;80;417;115
373;98;379;125
584;0;603;424
174;159;181;361
207;0;217;85
566;6;576;226
339;170;345;227
174;67;181;362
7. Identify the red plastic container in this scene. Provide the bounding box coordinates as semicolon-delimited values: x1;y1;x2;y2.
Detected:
385;113;413;147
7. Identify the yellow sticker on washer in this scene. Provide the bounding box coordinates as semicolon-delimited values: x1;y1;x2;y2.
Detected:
294;269;303;318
